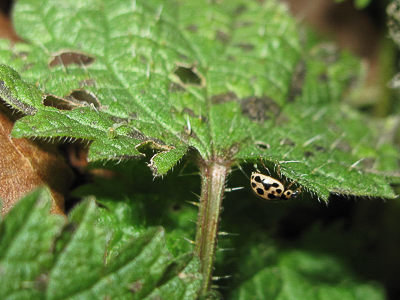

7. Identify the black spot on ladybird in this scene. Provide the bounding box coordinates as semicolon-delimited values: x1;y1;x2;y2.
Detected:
256;188;264;195
276;189;282;194
251;182;256;188
262;182;272;190
272;183;279;188
254;176;262;183
268;193;276;199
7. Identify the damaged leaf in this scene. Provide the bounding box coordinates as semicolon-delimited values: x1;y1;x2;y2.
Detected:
0;0;396;200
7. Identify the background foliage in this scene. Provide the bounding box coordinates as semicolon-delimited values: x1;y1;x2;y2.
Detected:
0;0;400;299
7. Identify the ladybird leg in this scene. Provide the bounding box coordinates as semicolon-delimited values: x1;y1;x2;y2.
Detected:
276;164;285;185
259;155;271;176
236;162;250;179
286;177;302;189
259;155;267;169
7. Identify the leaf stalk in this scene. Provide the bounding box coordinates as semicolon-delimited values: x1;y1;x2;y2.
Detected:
195;161;229;296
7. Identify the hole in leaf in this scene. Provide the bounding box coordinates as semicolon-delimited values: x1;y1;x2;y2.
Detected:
49;51;95;68
174;66;203;86
66;90;100;109
255;141;270;150
43;95;77;111
43;90;100;110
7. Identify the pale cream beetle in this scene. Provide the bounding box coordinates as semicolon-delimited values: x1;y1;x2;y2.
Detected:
251;157;301;201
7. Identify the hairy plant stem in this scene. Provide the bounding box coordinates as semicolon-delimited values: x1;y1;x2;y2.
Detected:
195;161;229;296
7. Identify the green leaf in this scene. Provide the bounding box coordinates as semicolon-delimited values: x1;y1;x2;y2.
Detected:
0;189;202;299
72;160;200;257
0;64;43;115
230;248;385;300
0;188;65;300
0;0;397;198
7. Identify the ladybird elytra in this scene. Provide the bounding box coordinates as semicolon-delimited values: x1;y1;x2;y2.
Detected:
250;155;301;201
250;156;301;201
251;172;290;201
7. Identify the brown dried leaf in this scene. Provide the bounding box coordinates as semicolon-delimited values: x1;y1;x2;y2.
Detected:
0;104;74;215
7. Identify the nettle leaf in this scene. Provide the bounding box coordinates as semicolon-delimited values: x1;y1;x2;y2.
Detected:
0;188;64;300
0;0;397;200
0;189;202;299
230;249;385;300
0;64;43;115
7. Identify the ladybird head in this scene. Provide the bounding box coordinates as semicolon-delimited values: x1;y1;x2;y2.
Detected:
281;189;300;200
288;189;301;199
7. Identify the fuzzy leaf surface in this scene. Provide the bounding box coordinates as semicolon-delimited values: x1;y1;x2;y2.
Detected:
229;249;385;300
0;0;397;200
0;189;202;300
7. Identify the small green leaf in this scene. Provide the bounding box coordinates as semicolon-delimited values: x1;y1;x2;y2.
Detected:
0;64;43;115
